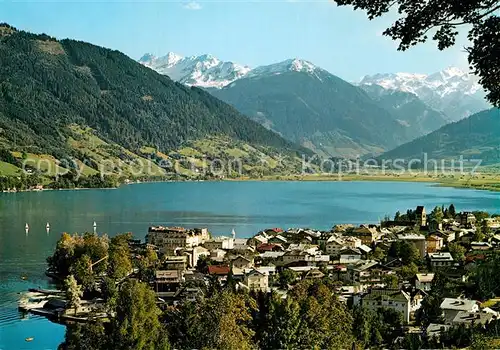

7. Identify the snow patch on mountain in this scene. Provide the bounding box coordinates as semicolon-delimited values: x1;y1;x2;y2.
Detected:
247;58;320;78
139;52;251;89
359;67;489;120
360;67;482;98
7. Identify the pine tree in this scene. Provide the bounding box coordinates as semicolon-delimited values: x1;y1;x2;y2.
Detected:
64;275;83;315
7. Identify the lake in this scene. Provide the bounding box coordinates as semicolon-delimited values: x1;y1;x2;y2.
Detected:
0;181;499;349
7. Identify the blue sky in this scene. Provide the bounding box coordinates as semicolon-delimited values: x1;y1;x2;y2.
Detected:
1;1;471;81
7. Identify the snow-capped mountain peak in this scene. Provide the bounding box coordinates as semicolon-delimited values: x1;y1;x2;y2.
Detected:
138;53;156;64
288;58;317;73
139;52;251;89
360;67;488;120
244;58;323;81
165;52;183;66
139;52;326;88
360;67;480;97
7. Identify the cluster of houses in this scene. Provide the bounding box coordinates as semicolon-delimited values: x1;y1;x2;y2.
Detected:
143;207;500;338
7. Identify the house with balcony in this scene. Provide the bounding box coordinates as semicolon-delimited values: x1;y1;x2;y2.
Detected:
232;255;254;269
415;273;434;292
428;252;454;269
347;260;395;285
154;270;184;298
346;225;379;245
242;269;269;293
357;289;411;323
426;235;444;253
326;238;347;257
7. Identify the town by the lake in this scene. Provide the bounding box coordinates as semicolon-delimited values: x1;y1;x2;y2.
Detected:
16;204;500;349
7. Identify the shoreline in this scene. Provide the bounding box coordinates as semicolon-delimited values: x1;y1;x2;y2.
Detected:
1;173;499;193
227;173;500;192
1;186;118;194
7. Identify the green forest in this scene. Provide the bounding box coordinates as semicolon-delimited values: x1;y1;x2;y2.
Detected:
0;23;311;186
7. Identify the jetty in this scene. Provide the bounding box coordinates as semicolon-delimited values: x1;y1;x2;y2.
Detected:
18;290;109;324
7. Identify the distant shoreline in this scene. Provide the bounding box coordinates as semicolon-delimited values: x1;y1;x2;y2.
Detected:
0;186;118;194
228;173;500;192
1;172;499;193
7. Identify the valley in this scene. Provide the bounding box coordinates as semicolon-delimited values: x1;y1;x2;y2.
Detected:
142;51;493;160
0;24;497;192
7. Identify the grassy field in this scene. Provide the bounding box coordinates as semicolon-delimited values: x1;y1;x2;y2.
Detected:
3;124;499;192
232;170;500;192
11;152;67;176
0;161;22;176
67;125;166;178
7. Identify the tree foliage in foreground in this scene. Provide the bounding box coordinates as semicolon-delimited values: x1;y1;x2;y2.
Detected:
255;279;354;349
332;0;500;106
61;280;170;350
63;279;354;350
352;306;403;347
165;290;256;350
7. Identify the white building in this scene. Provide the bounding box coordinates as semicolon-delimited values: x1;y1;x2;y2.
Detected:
146;226;209;253
398;233;427;258
452;311;493;327
440;298;479;324
428;252;454;268
415;273;435;291
243;269;269;293
325;238;347;256
203;236;234;250
358;289;411;323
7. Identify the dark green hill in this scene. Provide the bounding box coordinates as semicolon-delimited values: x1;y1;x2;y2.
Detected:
0;24;310;179
379;108;500;164
212;64;415;158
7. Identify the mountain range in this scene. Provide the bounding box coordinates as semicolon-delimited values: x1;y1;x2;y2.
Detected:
0;24;496;182
212;59;414;157
360;84;449;136
360;68;490;121
138;53;251;89
140;52;490;121
140;52;491;157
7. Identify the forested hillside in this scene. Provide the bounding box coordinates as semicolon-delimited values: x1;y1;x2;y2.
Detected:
379;108;500;164
212;68;415;158
0;24;309;181
360;84;449;136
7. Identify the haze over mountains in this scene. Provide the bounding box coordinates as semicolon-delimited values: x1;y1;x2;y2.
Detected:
141;52;488;157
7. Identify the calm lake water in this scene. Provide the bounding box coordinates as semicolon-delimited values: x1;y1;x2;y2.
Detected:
0;181;499;349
